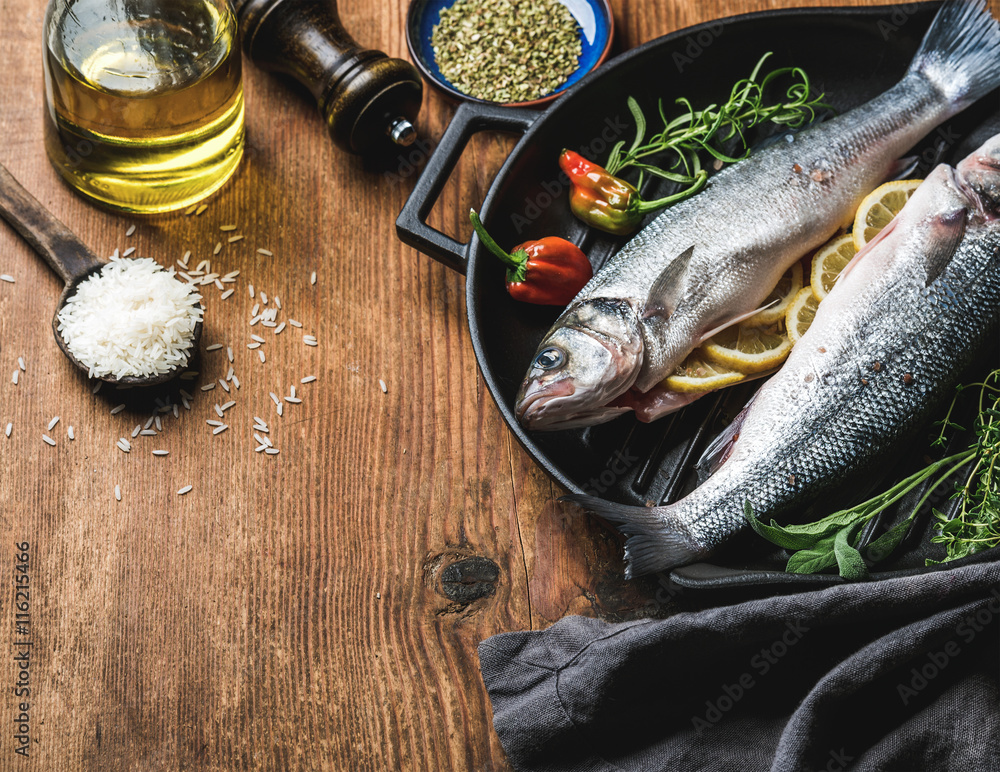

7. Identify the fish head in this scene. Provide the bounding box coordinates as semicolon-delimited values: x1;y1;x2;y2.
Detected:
956;134;1000;214
516;298;643;430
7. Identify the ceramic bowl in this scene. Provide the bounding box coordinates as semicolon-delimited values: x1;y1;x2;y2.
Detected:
405;0;615;107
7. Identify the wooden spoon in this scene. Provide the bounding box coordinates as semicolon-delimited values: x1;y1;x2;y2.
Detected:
0;163;201;387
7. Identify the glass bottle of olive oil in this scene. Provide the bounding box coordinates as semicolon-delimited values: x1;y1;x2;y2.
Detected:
43;0;245;214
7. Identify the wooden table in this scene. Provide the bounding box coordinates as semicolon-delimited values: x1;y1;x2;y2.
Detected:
0;0;970;768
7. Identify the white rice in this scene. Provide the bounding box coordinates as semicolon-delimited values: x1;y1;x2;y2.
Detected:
177;485;193;495
114;485;121;501
42;435;55;446
57;256;203;379
47;416;60;430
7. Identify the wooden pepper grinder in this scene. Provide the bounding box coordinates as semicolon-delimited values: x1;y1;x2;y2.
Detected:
234;0;423;156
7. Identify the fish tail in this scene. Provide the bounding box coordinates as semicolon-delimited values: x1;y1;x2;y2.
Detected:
562;494;710;578
908;0;1000;109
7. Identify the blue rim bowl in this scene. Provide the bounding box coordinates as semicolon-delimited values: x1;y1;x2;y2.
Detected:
405;0;615;108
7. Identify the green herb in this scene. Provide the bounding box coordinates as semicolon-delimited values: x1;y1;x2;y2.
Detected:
431;0;581;104
604;53;829;197
745;369;1000;578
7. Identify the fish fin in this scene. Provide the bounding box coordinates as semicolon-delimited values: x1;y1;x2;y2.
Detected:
695;300;779;345
906;0;1000;110
561;494;708;577
642;245;695;320
839;216;901;284
887;156;920;181
696;392;758;478
922;208;967;287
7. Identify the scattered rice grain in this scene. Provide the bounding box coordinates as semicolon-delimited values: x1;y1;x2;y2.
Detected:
214;404;224;418
42;435;55;446
110;404;125;415
177;485;193;495
265;448;280;455
131;425;141;438
122;246;136;257
232;375;240;389
228;235;244;244
67;426;75;440
219;379;230;393
256;249;272;257
213;241;222;255
114;485;121;501
220;289;234;300
301;375;317;384
275;322;286;335
18;357;25;372
201;383;216;391
47;416;60;430
221;400;236;411
379;379;387;393
0;275;14;283
310;271;317;285
152;450;169;456
11;371;18;385
259;350;266;364
213;424;228;435
4;423;10;437
125;224;136;237
289;319;302;328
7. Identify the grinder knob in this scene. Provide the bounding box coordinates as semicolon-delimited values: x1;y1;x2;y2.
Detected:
234;0;423;156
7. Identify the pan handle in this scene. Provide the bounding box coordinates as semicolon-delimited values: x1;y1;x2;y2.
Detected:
395;102;539;275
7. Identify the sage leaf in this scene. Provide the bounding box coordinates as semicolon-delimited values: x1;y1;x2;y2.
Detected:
785;534;839;574
863;517;916;565
744;501;820;550
834;523;869;581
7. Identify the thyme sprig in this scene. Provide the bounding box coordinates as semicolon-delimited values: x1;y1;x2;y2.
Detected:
746;369;1000;579
928;370;1000;563
605;52;829;194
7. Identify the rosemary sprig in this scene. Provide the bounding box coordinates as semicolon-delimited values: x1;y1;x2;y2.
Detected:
746;368;1000;579
605;52;829;193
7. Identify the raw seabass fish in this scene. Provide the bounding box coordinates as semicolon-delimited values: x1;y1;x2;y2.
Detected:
565;132;1000;577
516;0;1000;431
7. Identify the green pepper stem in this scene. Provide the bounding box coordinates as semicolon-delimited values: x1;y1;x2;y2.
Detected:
633;171;709;213
469;210;524;272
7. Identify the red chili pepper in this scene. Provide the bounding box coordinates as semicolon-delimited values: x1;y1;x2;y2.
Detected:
469;210;592;306
558;149;707;236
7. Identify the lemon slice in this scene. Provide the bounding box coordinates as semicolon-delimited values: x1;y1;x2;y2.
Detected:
810;233;857;301
852;179;923;251
746;261;804;326
701;323;793;374
664;352;746;393
785;287;820;344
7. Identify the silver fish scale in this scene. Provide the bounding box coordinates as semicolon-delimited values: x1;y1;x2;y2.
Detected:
672;225;1000;551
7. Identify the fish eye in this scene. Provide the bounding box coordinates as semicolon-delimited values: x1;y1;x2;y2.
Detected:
534;347;565;370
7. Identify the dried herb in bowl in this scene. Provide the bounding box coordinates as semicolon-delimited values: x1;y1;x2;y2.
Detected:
431;0;582;103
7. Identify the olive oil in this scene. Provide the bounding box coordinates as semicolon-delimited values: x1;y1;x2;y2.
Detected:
43;0;244;213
